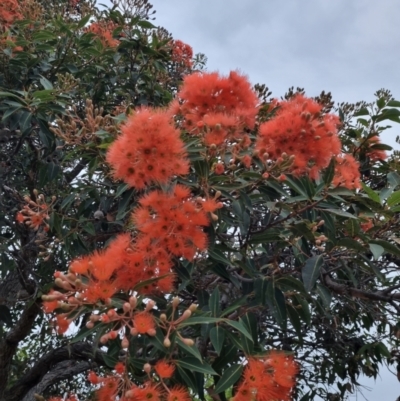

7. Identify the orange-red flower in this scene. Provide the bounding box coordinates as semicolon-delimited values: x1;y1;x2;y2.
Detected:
85;21;119;47
256;94;342;180
155;360;175;378
167;386;191;401
171;39;193;68
0;0;22;29
106;107;189;189
132;185;213;260
132;311;155;334
332;154;361;189
365;135;388;161
131;382;161;401
171;71;258;146
233;352;298;401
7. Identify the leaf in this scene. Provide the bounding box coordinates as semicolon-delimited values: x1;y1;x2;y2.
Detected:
286;304;303;340
387;190;400;207
209;287;221;317
370;239;400;257
176;357;217;376
320;208;357;219
39;75;53;90
208;249;231;265
214;364;244;394
178;317;223;327
336;238;366;253
176;366;198;391
369;243;384;260
316;284;332;308
254;277;269;305
176;337;202;362
266;281;287;328
224;319;253;341
323;158;335;186
361;183;381;204
302;255;323;292
210;326;226;355
388;172;400;188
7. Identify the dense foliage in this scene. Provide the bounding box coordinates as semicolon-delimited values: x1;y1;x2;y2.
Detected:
1;1;400;401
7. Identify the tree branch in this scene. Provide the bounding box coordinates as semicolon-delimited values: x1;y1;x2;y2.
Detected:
0;301;41;399
21;361;92;401
5;342;107;401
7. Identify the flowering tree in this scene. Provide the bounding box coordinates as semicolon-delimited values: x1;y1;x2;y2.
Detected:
1;1;400;401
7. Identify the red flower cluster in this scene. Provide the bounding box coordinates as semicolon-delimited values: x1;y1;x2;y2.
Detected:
0;0;22;29
68;233;175;301
364;135;388;161
171;71;258;146
86;21;119;47
133;185;222;261
107;108;189;189
171;39;193;68
256;94;342;179
234;352;298;401
332;154;361;189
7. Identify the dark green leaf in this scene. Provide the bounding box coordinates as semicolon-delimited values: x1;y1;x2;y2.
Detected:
214;364;244;394
177;357;217;375
210;326;226;355
302;255;323;292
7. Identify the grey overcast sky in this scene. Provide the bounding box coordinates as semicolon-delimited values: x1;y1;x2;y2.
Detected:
149;1;400;400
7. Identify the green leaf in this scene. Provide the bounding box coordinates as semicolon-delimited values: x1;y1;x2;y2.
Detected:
387;190;400;207
208;249;231;265
387;100;400;107
388;172;400;187
178;317;223;327
176;366;198;391
276;276;308;296
209;287;221;317
323;158;335;186
345;219;360;237
336;238;366;253
320;208;357;219
369;243;385;260
286;304;303;340
316;284;332;308
302;255;323;292
361;183;381;204
266;281;287;328
83;222;96;236
370;239;400;257
39;75;53;90
176;357;217;376
176;337;202;362
214;364;244;394
224;319;253;341
77;14;91;29
254;277;269;305
210;326;226;355
292;294;311;325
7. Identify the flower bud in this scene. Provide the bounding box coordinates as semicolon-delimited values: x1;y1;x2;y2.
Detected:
86;321;94;329
160;313;167;321
123;302;131;313
147;328;156;336
172;297;180;308
143;363;152;374
129;296;137;309
182;338;195;346
121;337;129;349
189;304;198;312
145;299;156;311
100;334;109;344
163;338;171;348
130;327;138;336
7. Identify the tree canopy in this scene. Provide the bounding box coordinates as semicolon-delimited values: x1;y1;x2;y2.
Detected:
1;1;400;401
